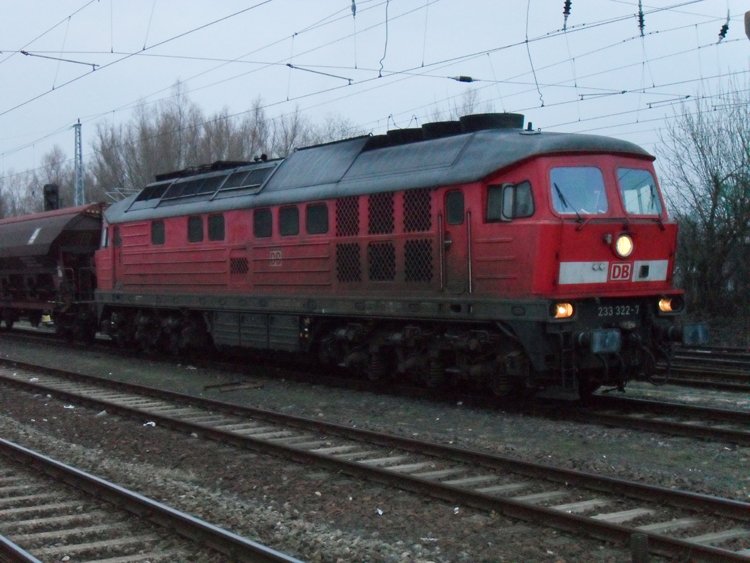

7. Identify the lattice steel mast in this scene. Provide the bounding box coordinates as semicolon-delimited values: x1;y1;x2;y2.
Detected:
74;119;84;206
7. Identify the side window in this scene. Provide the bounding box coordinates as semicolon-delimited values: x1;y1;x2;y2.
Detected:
280;206;299;236
445;191;464;225
514;181;534;218
487;186;504;222
151;220;165;245
488;181;535;221
208;214;225;241
253;208;272;238
306;203;328;234
188;216;203;242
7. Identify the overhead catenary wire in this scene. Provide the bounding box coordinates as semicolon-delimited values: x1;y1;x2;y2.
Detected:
0;0;741;184
0;0;275;121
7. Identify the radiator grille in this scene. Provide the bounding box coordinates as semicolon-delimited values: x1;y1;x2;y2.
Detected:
368;242;396;281
336;243;361;282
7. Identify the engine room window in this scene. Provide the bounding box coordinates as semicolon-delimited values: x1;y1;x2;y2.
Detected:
280;206;299;236
253;208;272;238
151;220;165;245
617;168;662;215
446;191;464;225
208;214;225;241
487;181;534;221
306;203;328;234
550;167;608;215
187;216;203;242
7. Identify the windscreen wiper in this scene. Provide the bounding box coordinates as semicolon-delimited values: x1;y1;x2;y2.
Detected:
553;182;583;223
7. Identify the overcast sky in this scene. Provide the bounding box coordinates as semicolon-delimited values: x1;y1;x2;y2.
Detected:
0;0;748;184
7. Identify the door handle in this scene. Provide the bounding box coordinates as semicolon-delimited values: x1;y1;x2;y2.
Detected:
443;235;453;249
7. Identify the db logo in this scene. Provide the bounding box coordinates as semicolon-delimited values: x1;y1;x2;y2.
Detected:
610;262;632;281
269;250;283;267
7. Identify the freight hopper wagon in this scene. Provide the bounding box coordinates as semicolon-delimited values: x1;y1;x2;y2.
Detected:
94;113;707;398
0;203;103;338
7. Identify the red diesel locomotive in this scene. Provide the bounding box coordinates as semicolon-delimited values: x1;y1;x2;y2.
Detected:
1;113;707;398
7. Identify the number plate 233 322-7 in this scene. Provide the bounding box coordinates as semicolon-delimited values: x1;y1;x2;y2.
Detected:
597;304;640;318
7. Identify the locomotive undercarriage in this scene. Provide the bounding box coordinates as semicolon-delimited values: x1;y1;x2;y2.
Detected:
93;302;690;401
102;308;213;356
301;319;532;397
98;306;533;397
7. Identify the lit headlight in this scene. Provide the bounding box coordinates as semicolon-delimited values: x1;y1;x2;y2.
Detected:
552;302;574;319
614;234;634;258
658;298;673;312
658;295;684;313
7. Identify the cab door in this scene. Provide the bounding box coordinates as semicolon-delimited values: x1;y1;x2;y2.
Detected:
442;190;470;294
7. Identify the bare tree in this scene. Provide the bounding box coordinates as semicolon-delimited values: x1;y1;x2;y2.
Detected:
657;87;750;314
7;85;361;208
270;106;314;157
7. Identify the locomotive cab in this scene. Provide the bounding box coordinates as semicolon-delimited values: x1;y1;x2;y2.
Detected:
482;150;707;396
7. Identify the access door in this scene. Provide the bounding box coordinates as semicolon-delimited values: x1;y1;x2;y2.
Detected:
442;189;471;294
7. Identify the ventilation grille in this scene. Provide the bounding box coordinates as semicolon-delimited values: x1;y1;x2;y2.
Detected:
368;192;394;234
405;239;433;282
336;243;361;282
404;188;432;232
368;242;396;281
230;257;249;275
336;197;359;237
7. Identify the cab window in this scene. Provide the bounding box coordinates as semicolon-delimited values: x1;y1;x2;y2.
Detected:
550;167;607;215
617;168;662;215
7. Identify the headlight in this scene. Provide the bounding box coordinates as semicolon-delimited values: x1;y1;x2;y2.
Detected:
658;298;673;312
552;302;574;319
658;295;684;313
614;234;634;258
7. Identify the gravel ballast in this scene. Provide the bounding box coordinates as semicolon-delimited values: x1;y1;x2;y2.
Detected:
1;336;748;561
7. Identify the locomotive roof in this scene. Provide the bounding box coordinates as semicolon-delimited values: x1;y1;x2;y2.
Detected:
105;125;653;224
0;203;103;258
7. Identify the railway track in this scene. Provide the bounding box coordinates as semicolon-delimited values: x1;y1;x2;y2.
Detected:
6;324;750;396
3;329;750;444
1;358;749;561
0;437;300;563
564;395;750;447
655;346;750;392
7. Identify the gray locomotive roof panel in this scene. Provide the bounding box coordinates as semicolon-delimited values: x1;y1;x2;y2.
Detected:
105;128;653;224
262;136;370;192
0;205;102;258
